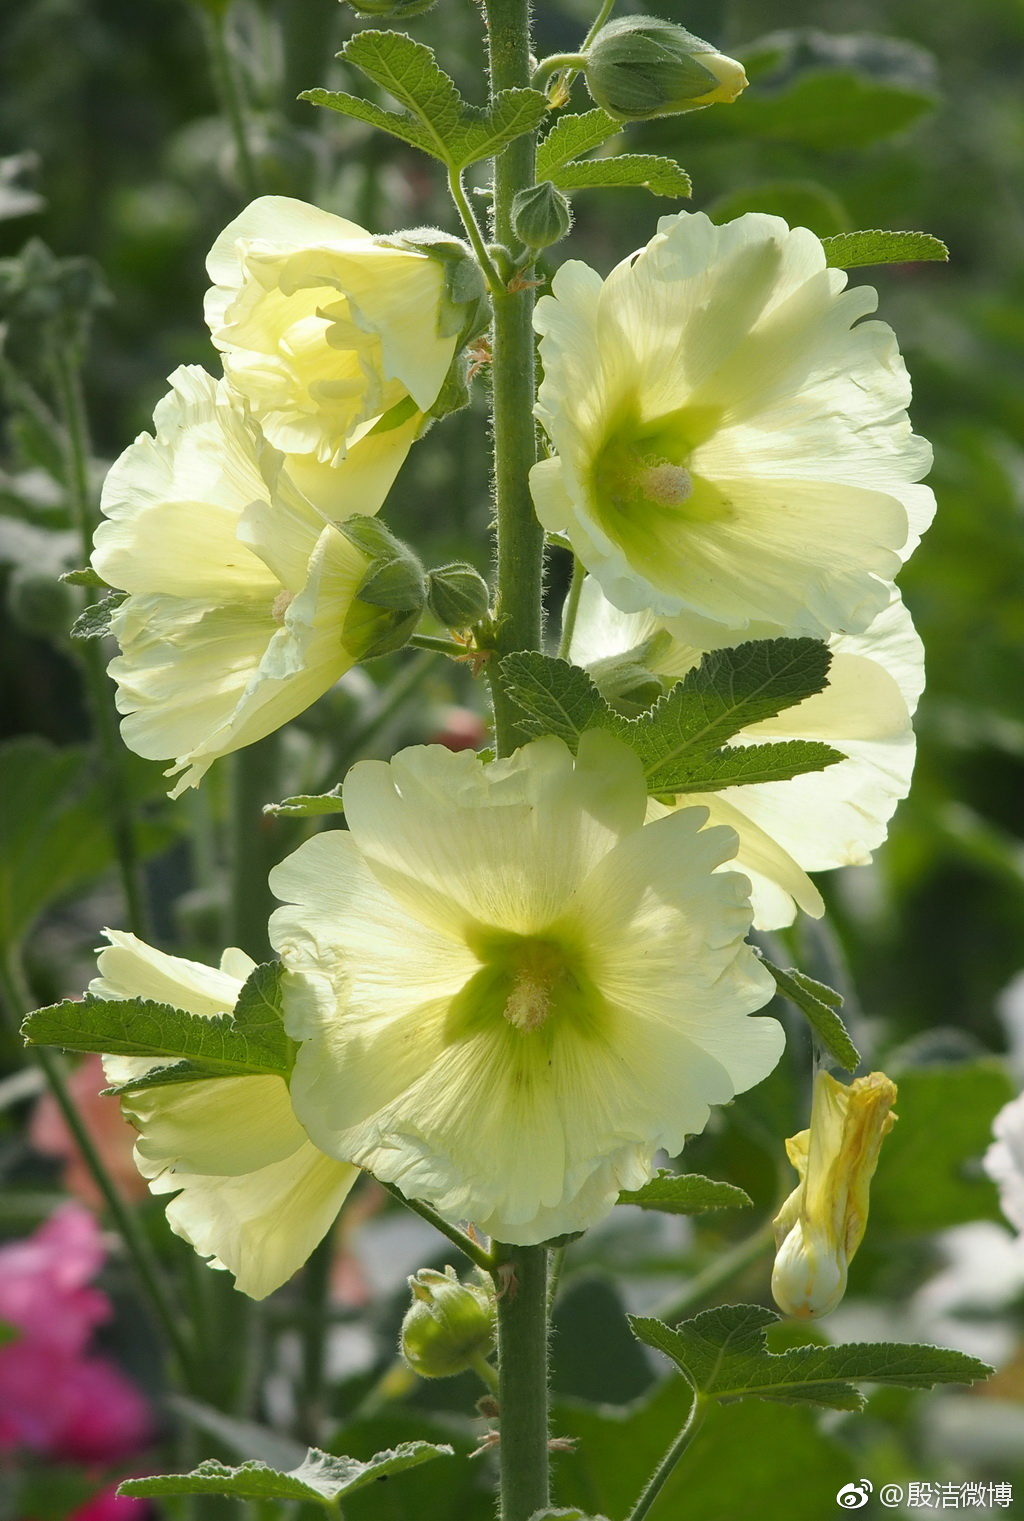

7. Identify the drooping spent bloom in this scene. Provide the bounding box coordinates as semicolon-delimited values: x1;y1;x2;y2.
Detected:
984;1091;1024;1240
94;366;406;796
0;1204;152;1460
92;930;358;1299
570;575;925;929
772;1070;898;1319
532;212;934;644
205;195;464;494
270;732;782;1245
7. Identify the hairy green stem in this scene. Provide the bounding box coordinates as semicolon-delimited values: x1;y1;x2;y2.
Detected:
492;1244;551;1521
408;633;471;657
557;555;585;659
652;1219;776;1325
380;1180;496;1273
484;0;544;759
532;53;587;90
0;950;195;1380
51;349;150;939
625;1395;703;1521
200;6;263;200
548;0;618;103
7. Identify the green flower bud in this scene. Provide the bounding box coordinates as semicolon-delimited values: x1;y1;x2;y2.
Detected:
400;1266;495;1379
6;567;75;639
583;16;748;122
512;181;573;251
339;515;428;613
345;0;437;17
426;563;491;630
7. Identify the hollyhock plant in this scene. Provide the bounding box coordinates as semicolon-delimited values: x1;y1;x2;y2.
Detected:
532;211;934;643
93;931;359;1300
269;732;782;1245
569;574;925;929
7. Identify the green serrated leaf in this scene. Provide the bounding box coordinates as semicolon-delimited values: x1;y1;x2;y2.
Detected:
552;153;691;198
308;31;548;172
119;1442;453;1507
263;789;345;818
618;1170;752;1214
499;653;605;745
23;961;295;1078
500;640;840;794
761;958;860;1071
821;229;948;268
60;566;109;588
70;591;125;640
536;109;622;175
629;1305;992;1410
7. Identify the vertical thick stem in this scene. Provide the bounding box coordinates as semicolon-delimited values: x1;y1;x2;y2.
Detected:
485;0;544;757
494;1244;551;1521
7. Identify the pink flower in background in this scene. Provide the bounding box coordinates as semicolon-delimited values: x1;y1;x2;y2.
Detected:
427;705;488;752
66;1486;151;1520
29;1054;148;1209
0;1204;152;1461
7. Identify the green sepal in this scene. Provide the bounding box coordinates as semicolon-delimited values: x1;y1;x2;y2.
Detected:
339;514;427;612
426;562;491;630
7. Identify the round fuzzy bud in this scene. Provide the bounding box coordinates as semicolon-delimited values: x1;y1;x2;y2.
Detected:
511;181;573;251
583;16;748;121
400;1266;495;1379
426;563;491;630
345;0;437;17
6;567;75;639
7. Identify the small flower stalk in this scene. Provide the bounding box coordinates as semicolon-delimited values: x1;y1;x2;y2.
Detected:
772;1070;898;1319
400;1266;496;1379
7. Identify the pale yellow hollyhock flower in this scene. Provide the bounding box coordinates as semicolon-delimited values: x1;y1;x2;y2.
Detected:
772;1070;897;1319
92;930;357;1300
205;195;458;485
269;731;782;1246
93;366;393;797
532;212;934;643
569;575;925;930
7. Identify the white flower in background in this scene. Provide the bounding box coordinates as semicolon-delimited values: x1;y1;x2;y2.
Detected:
570;575;925;930
92;930;358;1301
985;1091;1024;1240
205;195;459;499
533;212;934;644
93;365;397;797
270;731;781;1246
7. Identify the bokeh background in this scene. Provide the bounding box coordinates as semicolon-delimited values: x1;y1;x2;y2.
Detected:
2;0;1024;1517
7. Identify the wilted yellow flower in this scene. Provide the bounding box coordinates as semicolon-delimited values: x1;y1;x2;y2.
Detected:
94;366;408;796
205;195;462;478
772;1070;898;1319
569;575;924;929
532;212;934;644
92;930;358;1300
270;731;782;1246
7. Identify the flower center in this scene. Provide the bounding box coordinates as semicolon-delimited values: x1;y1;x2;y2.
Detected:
590;404;730;536
502;940;567;1032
